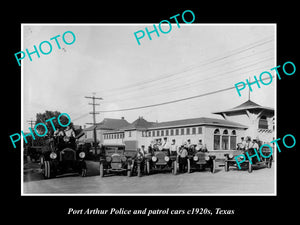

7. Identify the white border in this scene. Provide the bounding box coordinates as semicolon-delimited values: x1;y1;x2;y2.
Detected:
21;23;277;196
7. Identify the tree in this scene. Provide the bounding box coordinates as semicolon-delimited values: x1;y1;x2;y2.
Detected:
35;110;71;136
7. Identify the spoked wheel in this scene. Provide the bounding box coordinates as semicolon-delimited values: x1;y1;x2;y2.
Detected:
248;162;253;173
172;161;178;175
99;162;104;177
267;159;272;168
127;163;131;177
146;161;150;175
210;160;216;173
137;164;141;177
42;161;55;179
187;158;191;173
224;161;229;172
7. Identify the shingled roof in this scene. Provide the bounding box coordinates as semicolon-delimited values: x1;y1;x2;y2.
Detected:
212;100;274;114
84;118;130;131
122;117;155;130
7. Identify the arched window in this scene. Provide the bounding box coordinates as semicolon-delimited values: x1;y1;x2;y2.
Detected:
222;129;229;150
214;129;221;150
230;130;237;150
259;116;268;129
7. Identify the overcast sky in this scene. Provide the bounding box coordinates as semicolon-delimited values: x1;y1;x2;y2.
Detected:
22;24;275;129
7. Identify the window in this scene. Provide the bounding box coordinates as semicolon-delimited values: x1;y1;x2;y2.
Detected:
259;116;268;129
198;127;202;134
181;128;184;135
230;130;237;150
161;130;164;136
175;129;179;135
186;128;190;135
148;131;151;137
166;130;169;136
152;131;155;137
214;129;221;150
129;131;131;137
170;129;174;136
192;127;196;134
222;129;229;150
156;130;160;136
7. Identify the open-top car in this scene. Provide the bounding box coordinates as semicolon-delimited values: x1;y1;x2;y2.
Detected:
40;135;87;179
224;146;273;173
99;144;135;177
144;149;178;175
186;150;216;173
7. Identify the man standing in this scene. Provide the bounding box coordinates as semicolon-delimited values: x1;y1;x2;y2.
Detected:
170;139;178;156
162;137;170;154
178;145;188;173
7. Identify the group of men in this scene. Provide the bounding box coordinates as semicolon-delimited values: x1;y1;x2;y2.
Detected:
135;137;208;158
237;136;260;151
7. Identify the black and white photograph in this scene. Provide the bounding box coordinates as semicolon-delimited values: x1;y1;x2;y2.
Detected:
21;23;276;195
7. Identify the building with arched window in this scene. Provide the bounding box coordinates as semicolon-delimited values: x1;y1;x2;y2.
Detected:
213;100;274;144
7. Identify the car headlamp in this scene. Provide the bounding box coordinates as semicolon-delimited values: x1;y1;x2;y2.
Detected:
239;155;244;160
193;156;199;161
79;152;85;158
164;156;170;162
229;154;233;159
50;152;57;159
106;156;112;162
152;156;157;162
63;136;70;142
205;156;210;161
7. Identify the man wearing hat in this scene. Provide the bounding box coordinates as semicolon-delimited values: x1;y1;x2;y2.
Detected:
170;139;178;156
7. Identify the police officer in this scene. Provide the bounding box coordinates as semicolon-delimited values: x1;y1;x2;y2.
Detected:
170;139;178;156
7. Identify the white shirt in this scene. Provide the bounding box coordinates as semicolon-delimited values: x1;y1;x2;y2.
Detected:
65;128;75;138
170;144;177;152
162;141;170;149
252;142;259;150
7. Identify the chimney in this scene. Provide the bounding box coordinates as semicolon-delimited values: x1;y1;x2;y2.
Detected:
121;117;124;120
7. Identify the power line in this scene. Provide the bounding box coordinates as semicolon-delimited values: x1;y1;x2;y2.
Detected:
99;76;274;113
102;56;274;104
98;37;274;96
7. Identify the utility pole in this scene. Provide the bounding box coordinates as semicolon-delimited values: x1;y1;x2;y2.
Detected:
85;95;103;153
27;119;35;146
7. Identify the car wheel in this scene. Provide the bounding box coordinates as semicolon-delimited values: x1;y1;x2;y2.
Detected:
137;164;141;177
146;161;150;175
127;163;131;177
267;159;272;168
172;161;178;175
248;162;253;173
211;160;216;173
99;162;104;177
225;161;229;172
187;158;191;173
43;161;56;179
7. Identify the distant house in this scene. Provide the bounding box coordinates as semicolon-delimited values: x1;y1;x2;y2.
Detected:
78;117;130;144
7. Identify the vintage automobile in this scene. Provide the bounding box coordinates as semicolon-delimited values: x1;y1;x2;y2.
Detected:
186;150;216;173
224;146;273;173
99;144;135;177
40;135;87;179
144;149;178;175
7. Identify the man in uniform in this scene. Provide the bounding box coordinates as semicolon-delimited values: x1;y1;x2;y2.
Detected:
162;137;170;154
178;145;188;173
170;139;178;156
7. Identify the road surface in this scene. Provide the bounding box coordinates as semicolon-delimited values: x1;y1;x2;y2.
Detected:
23;160;275;195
